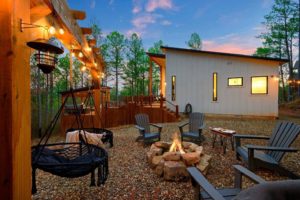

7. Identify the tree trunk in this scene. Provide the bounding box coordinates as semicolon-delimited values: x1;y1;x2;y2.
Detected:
279;64;287;102
142;74;145;95
283;8;293;79
116;65;119;103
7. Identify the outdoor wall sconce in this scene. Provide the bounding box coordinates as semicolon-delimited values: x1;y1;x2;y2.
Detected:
27;38;64;74
20;19;64;73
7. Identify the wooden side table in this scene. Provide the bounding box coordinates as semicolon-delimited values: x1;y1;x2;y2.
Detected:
209;127;236;154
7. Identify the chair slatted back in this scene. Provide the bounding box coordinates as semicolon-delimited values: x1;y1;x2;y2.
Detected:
267;121;300;162
135;113;150;133
189;112;204;133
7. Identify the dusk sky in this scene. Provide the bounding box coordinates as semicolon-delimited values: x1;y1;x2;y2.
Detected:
67;0;274;55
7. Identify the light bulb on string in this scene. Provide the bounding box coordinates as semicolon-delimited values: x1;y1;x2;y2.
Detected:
59;28;64;35
48;26;56;35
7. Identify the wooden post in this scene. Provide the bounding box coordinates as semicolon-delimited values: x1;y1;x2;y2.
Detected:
161;65;166;97
159;66;162;96
160;94;163;108
69;50;73;88
175;105;179;118
0;0;31;199
148;60;153;96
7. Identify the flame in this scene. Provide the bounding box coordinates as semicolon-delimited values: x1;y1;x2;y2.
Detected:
169;132;185;154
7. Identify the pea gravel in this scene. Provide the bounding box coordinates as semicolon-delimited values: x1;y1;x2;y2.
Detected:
32;117;300;200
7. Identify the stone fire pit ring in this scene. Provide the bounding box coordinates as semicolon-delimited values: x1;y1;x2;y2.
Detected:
147;141;212;181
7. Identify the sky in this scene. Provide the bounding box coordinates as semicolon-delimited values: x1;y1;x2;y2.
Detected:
67;0;274;55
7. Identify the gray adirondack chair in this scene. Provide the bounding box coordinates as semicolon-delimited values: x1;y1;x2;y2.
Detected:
235;121;300;178
187;165;300;200
135;113;162;145
179;112;205;144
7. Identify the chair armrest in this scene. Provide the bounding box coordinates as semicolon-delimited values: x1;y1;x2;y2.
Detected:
178;122;189;128
246;145;298;152
135;125;145;132
150;123;162;129
234;134;270;140
187;167;225;200
233;165;266;188
234;134;270;149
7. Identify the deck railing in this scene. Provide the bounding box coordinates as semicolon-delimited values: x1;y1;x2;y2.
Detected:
105;94;179;118
122;95;156;106
159;94;179;118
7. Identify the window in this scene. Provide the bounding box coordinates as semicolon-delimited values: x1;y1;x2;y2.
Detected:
212;72;217;101
228;77;243;86
171;75;176;101
251;76;268;94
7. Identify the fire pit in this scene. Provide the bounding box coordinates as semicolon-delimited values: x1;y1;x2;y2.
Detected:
147;132;211;181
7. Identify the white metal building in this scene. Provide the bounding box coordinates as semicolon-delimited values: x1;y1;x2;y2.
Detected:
158;46;288;118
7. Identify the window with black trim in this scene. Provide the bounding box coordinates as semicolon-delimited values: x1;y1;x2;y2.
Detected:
171;75;176;101
228;77;243;86
251;76;268;94
212;72;217;101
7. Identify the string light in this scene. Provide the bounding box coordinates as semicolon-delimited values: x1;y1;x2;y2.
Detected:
86;47;92;52
78;52;83;58
94;62;97;67
59;28;64;35
71;52;75;57
48;26;56;35
81;66;86;72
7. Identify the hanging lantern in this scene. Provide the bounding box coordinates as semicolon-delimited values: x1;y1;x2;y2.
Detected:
27;38;64;74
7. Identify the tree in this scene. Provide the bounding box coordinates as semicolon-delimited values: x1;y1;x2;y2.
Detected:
123;33;146;96
257;0;299;101
102;31;126;102
148;40;164;54
253;47;272;57
90;20;102;47
186;32;202;50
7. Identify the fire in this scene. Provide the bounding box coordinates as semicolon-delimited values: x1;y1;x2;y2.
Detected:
169;132;185;154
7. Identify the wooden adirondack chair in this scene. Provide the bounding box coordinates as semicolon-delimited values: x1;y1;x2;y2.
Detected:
179;112;205;144
135;113;162;145
235;121;300;178
187;165;300;200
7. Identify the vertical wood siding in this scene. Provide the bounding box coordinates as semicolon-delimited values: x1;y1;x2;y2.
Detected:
165;50;279;117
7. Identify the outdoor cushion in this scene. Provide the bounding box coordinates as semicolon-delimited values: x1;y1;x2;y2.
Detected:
234;180;300;200
237;146;278;165
144;132;160;139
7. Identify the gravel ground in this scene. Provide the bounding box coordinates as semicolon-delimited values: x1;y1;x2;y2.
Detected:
32;117;300;200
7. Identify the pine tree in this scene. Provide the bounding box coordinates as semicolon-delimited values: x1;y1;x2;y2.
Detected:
186;33;202;50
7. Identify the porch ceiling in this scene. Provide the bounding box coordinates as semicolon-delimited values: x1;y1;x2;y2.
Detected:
30;0;105;78
147;52;166;68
